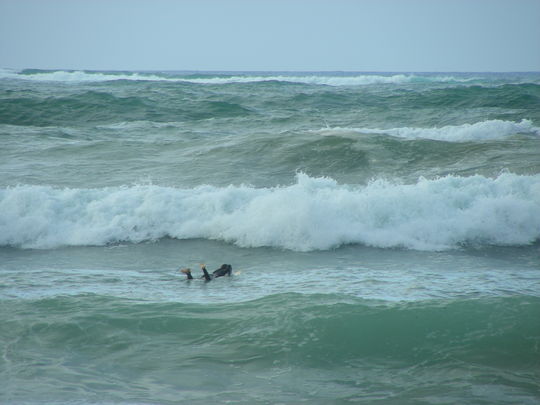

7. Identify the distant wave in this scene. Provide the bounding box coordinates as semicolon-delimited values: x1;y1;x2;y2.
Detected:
316;119;540;142
1;173;539;251
181;74;417;86
0;69;170;83
2;69;532;86
0;69;416;85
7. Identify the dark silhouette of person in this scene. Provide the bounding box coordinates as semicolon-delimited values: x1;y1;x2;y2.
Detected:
180;263;232;281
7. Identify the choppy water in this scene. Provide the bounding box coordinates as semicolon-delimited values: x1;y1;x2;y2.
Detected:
1;69;539;404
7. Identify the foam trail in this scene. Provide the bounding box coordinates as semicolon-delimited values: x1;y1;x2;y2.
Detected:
0;69;171;83
0;69;507;86
0;70;414;85
183;74;416;86
318;119;540;142
1;173;539;251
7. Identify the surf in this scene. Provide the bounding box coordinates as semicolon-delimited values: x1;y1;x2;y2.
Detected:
3;69;538;86
2;172;539;251
315;119;540;142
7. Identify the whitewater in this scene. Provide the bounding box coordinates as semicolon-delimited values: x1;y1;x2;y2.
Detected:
2;172;540;251
1;70;539;405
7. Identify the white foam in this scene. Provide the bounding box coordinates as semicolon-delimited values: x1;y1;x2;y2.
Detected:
1;173;539;251
2;69;539;86
0;70;171;83
182;74;416;86
317;119;540;142
0;70;478;86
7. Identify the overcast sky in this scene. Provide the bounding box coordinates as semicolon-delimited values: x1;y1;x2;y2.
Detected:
1;0;539;72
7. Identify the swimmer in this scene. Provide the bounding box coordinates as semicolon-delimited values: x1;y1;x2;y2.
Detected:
210;263;232;278
180;263;232;282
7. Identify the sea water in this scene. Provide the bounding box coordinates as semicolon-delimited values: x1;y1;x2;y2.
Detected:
1;69;539;404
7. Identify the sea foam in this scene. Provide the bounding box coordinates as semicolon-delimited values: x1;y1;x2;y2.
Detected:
1;173;539;251
0;69;508;86
318;119;540;142
0;69;414;85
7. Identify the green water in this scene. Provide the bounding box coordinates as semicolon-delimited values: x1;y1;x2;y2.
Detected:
1;70;539;404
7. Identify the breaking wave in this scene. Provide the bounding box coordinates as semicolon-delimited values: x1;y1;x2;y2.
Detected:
2;69;535;86
317;119;540;142
1;173;539;251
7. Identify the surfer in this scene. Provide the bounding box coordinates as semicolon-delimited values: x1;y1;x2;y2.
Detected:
180;263;232;281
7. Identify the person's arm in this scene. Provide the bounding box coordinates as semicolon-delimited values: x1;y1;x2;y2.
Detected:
200;264;212;281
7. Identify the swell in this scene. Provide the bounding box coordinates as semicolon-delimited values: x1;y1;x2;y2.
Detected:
5;121;539;193
1;79;538;129
0;90;254;127
394;83;540;110
287;83;540;112
2;293;539;369
1;173;539;251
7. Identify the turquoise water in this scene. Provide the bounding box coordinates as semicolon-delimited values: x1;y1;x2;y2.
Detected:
1;69;540;404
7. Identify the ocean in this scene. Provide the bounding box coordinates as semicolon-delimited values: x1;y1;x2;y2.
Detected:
1;69;539;404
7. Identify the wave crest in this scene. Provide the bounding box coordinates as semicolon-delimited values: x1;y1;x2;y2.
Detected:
1;173;539;251
0;69;415;85
317;119;540;142
3;69;535;86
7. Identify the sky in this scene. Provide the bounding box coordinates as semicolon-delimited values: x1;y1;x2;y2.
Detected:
1;0;539;72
